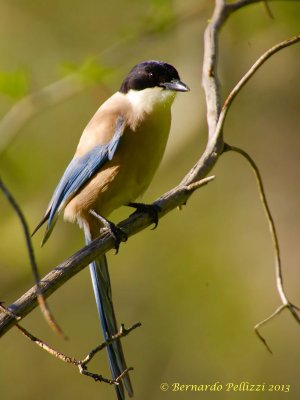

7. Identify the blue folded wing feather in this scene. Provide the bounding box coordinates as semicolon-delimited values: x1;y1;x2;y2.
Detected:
38;116;125;244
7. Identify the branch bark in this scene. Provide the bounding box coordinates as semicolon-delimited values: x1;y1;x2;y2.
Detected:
0;177;214;336
15;321;141;384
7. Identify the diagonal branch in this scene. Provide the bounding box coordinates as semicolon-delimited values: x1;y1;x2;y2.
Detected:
0;177;214;337
220;35;300;119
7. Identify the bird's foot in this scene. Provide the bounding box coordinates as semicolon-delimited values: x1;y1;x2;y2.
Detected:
127;202;161;230
89;210;127;254
105;221;127;254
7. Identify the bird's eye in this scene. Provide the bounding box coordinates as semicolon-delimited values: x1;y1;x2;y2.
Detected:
149;72;154;78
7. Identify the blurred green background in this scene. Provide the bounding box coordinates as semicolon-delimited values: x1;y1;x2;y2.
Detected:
1;1;300;399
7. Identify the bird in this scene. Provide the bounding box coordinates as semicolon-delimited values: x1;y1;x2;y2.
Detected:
33;60;189;399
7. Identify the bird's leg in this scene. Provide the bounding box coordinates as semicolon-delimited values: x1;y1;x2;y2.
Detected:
127;202;161;230
89;209;127;254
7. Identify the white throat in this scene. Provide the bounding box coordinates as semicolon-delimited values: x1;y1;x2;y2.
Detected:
126;87;176;115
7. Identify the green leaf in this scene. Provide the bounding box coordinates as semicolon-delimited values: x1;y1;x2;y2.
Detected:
141;1;176;35
59;58;113;84
0;69;29;99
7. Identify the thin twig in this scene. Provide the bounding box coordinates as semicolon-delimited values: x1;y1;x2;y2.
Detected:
254;304;287;354
221;36;300;120
0;179;66;338
225;146;285;300
225;145;300;351
15;321;140;385
228;0;259;9
81;323;141;367
16;324;76;363
228;0;285;12
263;0;274;19
0;303;21;320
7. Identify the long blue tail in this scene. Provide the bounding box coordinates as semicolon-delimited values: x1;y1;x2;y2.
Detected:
84;226;133;400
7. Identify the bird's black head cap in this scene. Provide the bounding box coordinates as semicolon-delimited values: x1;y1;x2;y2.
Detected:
120;60;189;94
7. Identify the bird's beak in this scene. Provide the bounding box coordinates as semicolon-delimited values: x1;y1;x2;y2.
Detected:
160;79;190;92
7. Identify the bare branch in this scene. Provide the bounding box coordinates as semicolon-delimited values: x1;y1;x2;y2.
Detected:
0;176;214;337
228;0;261;8
263;1;275;19
254;303;300;353
254;304;286;354
179;0;229;187
221;35;300;123
15;321;140;385
227;0;289;12
225;145;300;350
201;0;227;139
80;323;142;368
225;147;285;303
0;179;66;338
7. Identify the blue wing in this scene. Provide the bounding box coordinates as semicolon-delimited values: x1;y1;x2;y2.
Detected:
33;116;125;245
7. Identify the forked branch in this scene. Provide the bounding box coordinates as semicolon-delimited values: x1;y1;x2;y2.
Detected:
16;320;141;385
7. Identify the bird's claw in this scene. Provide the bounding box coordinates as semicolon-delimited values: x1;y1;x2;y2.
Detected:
107;222;127;254
89;209;127;254
127;202;161;230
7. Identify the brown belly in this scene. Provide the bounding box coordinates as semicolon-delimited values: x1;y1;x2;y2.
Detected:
64;106;171;223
